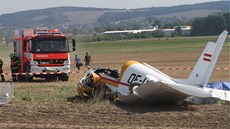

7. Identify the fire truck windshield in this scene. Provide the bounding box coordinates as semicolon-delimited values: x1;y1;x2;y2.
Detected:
31;39;68;53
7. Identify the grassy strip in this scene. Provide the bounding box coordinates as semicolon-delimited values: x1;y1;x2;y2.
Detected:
76;36;229;54
12;82;77;103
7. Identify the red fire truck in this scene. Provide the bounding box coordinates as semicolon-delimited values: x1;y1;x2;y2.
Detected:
12;27;76;81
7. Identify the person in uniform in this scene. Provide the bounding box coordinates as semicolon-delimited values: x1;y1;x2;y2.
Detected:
75;55;83;70
0;58;5;81
10;53;20;82
84;52;92;70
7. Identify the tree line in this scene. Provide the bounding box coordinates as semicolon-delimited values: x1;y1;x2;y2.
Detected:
74;13;229;42
191;13;230;36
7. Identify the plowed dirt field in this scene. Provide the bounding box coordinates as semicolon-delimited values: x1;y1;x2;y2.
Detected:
0;102;230;129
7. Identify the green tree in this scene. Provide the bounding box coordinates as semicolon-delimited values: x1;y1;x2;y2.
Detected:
192;14;226;36
191;17;205;36
175;26;182;36
152;30;164;38
0;32;3;45
206;15;225;35
223;13;230;31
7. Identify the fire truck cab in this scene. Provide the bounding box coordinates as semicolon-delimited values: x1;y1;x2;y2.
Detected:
12;27;76;81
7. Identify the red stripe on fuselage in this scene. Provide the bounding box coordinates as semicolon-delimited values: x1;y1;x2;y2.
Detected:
99;75;129;87
203;58;211;62
204;53;212;57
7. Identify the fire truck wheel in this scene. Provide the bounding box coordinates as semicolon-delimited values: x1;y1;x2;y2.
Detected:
18;75;25;81
45;76;57;81
26;76;33;82
61;74;69;81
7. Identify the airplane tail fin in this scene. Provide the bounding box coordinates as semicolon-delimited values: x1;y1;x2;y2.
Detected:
177;31;228;87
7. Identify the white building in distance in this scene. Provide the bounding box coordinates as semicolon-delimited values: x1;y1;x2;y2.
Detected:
103;27;157;35
103;26;191;37
163;26;191;37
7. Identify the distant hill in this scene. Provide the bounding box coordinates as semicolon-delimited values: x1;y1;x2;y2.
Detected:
98;1;228;23
0;1;228;32
0;7;120;31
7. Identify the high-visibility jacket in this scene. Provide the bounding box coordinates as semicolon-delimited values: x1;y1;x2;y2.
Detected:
11;57;20;70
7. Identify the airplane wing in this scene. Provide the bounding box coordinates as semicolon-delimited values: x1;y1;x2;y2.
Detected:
118;81;212;105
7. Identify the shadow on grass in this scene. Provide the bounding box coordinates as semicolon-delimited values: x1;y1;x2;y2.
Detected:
114;101;196;113
66;95;91;103
66;95;196;113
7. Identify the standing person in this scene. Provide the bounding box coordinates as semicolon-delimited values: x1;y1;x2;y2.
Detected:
0;58;5;81
75;55;82;70
10;53;20;82
84;52;92;70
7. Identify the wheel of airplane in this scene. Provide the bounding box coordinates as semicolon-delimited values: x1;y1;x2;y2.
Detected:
129;82;140;94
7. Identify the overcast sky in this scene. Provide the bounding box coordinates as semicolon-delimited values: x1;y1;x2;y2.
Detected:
0;0;221;15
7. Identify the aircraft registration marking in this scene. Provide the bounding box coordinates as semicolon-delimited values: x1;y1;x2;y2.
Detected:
127;73;149;84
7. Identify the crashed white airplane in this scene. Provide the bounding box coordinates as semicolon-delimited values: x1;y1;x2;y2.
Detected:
79;31;229;104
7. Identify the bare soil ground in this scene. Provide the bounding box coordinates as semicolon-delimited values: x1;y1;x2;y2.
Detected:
0;50;229;129
1;102;230;129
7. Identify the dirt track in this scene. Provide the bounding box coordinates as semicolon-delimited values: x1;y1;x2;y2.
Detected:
0;102;230;128
0;48;229;128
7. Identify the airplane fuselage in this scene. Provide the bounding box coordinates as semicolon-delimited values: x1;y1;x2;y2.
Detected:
110;61;177;96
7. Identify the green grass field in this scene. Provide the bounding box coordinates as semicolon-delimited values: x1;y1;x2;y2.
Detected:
0;35;229;103
76;36;229;55
1;35;229;56
0;45;13;57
